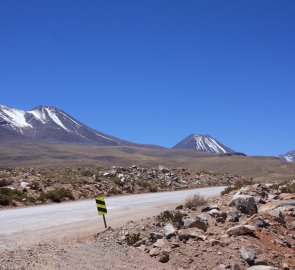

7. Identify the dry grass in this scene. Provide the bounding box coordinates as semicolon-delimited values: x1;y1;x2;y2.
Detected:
185;194;207;209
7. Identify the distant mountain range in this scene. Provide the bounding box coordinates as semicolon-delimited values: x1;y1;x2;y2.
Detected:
0;104;293;161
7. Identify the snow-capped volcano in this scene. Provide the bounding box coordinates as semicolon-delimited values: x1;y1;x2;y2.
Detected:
0;105;134;145
172;134;235;154
279;150;295;163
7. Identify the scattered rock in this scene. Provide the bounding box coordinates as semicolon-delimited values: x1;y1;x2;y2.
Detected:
183;216;208;232
178;228;206;241
149;232;163;242
158;252;169;263
240;247;256;264
226;224;256;236
227;210;240;222
229;195;257;215
153;238;167;248
164;223;176;239
202;205;220;212
149;247;160;257
246;266;278;270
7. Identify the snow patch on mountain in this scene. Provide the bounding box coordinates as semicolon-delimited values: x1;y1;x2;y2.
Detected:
44;107;70;132
0;105;32;133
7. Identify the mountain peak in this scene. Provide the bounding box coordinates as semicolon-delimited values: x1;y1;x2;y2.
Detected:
173;133;235;154
32;105;60;111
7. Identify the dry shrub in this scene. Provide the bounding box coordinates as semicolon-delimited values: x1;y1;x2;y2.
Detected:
185;194;207;209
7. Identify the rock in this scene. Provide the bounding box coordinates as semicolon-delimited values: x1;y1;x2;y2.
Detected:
178;228;206;241
202;205;220;212
133;238;146;247
149;232;163;242
158;252;169;263
149;248;160;257
153;238;167;248
253;259;268;266
20;181;30;189
267;208;285;224
232;263;242;270
227;210;240;222
226;225;256;236
252;218;269;228
246;266;278;270
240;247;256;264
183;216;208;232
208;209;227;219
208;239;223;246
0;178;12;187
229;195;257;215
288;220;295;230
164;223;176;239
279;193;295;200
175;205;183;210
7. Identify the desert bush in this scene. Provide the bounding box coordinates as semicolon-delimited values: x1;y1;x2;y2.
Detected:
0;188;27;206
157;210;184;229
30;181;41;190
185;194;207;209
81;170;93;177
221;179;253;195
126;233;140;246
39;188;74;203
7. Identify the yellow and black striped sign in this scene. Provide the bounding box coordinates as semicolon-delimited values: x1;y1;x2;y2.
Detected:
96;196;107;215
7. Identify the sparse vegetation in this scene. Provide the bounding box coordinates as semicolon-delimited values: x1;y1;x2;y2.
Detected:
39;188;74;203
0;188;28;206
185;194;207;209
221;179;253;195
157;210;184;229
125;233;140;246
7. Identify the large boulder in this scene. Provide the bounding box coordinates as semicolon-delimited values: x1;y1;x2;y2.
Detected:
229;195;257;215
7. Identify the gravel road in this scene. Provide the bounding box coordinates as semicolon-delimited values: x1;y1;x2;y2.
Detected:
0;186;225;250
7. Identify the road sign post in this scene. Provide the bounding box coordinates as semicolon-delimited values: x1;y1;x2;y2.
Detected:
96;196;108;229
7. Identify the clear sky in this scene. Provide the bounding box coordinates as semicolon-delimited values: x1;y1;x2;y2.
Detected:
0;1;294;156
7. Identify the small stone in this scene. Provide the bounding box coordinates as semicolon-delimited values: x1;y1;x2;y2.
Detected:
226;225;256;236
158;252;169;263
153;238;167;248
149;232;163;242
178;228;206;241
240;247;256;264
149;248;160;257
246;266;278;270
164;224;176;239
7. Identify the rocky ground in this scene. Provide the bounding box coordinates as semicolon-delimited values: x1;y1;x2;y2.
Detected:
0;165;247;208
1;181;295;269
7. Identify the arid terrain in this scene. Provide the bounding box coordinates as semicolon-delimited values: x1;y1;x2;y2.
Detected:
1;181;294;270
0;165;244;208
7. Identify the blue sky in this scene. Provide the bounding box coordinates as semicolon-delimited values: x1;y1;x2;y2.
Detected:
0;1;294;156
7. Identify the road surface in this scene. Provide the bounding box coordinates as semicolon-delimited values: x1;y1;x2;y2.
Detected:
0;186;225;250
